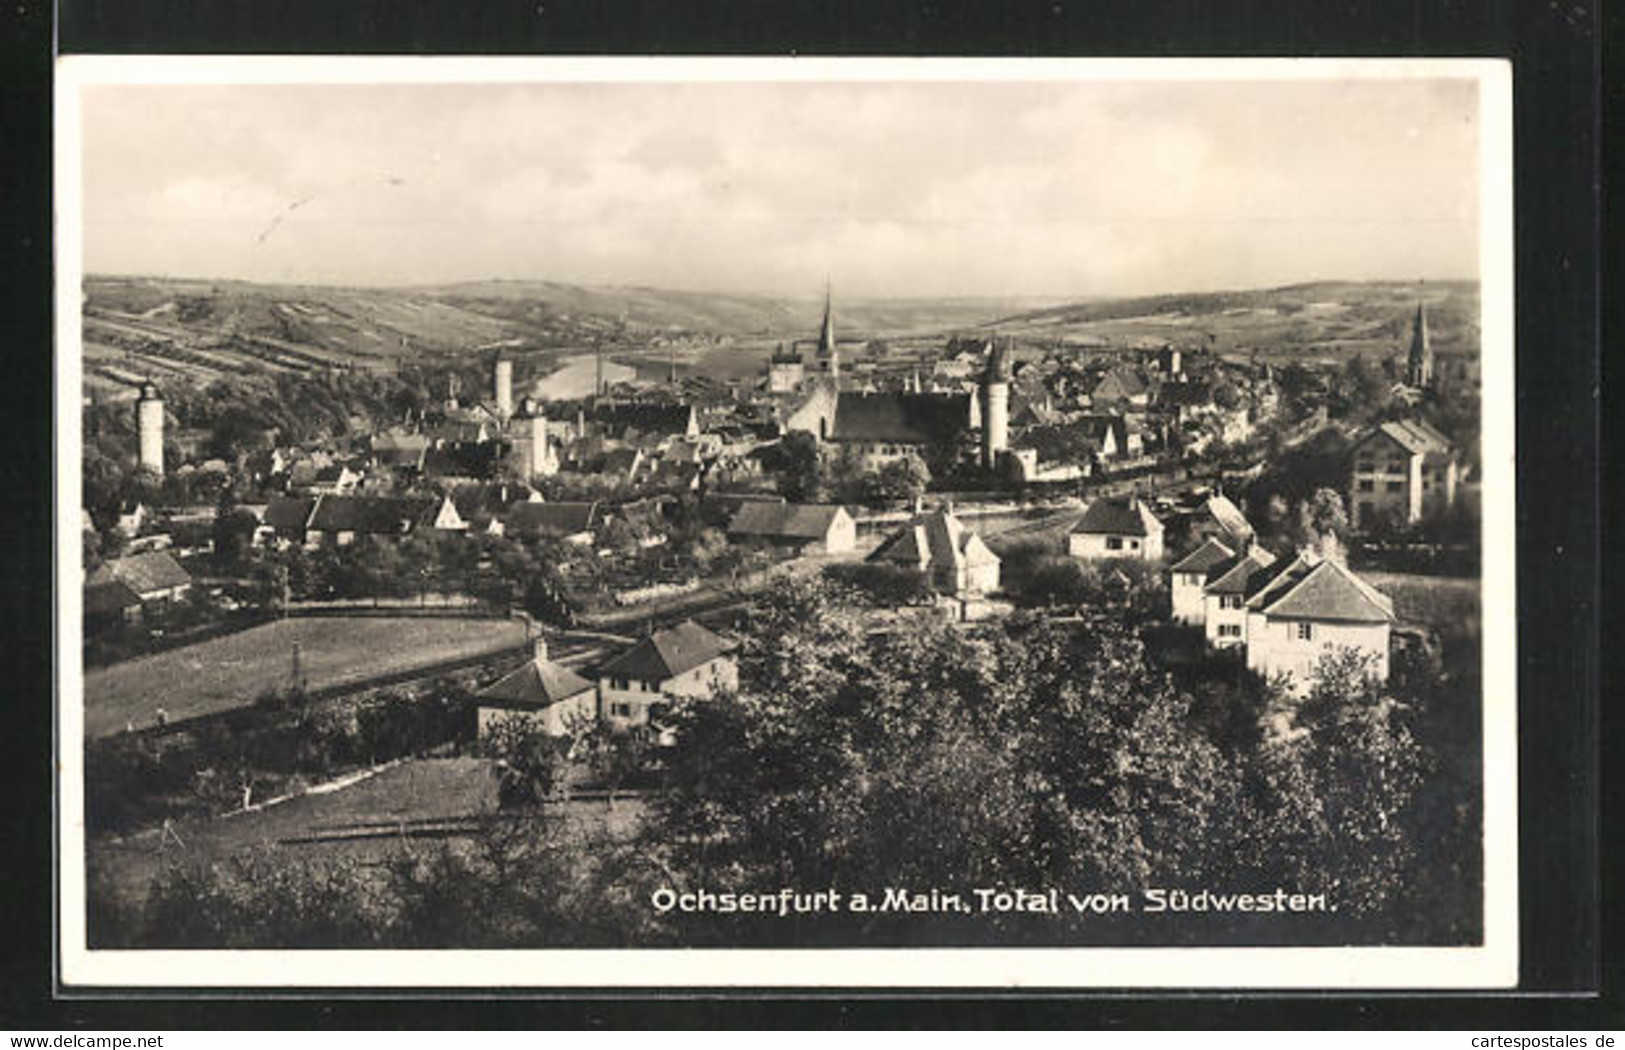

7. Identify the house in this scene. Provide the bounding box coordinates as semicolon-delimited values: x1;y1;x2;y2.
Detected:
501;501;602;544
475;637;597;739
370;432;430;472
83;578;144;632
1073;414;1136;460
867;508;1001;595
86;551;192;606
1182;492;1255;552
586;401;699;444
1242;555;1396;691
1089;367;1152;408
304;494;465;547
595;621;739;731
1168;537;1236;626
449;483;542;533
1068;498;1165;561
698;492;786;529
727;502;857;555
257;496;316;547
1200;547;1279;649
1348;419;1459;529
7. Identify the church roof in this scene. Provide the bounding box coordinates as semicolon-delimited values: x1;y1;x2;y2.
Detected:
829;392;972;446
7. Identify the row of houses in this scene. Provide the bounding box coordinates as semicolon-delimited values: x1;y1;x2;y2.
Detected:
475;621;738;741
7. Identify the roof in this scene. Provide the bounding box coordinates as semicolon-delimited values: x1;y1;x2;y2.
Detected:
1254;559;1396;624
1365;418;1454;457
1198;494;1253;539
1169;537;1236;574
89;551;191;596
84;578;143;615
307;495;440;535
1092;367;1150;401
828;392;972;446
1071;498;1163;538
867;510;1000;572
698;492;785;527
263;496;315;536
597;621;735;682
1203;548;1279;595
728;502;848;540
589;401;695;438
450;483;538;520
477;655;594;710
504;501;600;537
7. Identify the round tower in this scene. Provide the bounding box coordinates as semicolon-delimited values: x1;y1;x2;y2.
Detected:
514;397;556;479
136;381;165;477
981;340;1011;468
494;354;514;419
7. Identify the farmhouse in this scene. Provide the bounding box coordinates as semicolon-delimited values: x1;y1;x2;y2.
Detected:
500;501;602;544
304;494;465;546
256;496;317;547
867;508;1001;596
475;637;597;739
1348;418;1459;529
595;621;739;731
727;502;857;555
1068;498;1165;561
83;578;144;632
86;551;193;607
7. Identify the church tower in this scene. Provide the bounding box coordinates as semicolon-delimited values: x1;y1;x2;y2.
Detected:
136;381;165;477
981;338;1011;469
817;281;839;381
1405;301;1434;389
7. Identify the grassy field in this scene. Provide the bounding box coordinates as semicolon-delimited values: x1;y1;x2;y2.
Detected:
1362;571;1481;631
82;616;526;738
88;756;647;919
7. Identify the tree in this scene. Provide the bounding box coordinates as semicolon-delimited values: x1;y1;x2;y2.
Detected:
1292;487;1350;562
863;454;931;506
767;431;824;503
482;715;566;808
212;507;262;566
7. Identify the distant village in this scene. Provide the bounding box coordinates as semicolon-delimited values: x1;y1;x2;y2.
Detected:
83;285;1479;744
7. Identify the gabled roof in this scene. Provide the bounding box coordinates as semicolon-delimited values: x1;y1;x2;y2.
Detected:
477;655;594;710
597;621;735;682
88;551;191;596
84;578;143;615
1203;548;1279;595
1091;367;1150;401
698;492;785;528
449;483;539;521
263;496;316;536
829;392;972;446
307;495;440;535
1169;536;1236;574
1198;493;1253;539
589;401;695;438
867;510;1000;572
1072;498;1163;538
728;502;849;540
1254;559;1396;624
1364;418;1454;457
504;501;601;537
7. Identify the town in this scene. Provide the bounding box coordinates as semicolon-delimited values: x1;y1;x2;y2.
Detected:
79;275;1484;950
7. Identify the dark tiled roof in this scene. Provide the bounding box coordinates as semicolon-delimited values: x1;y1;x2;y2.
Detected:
1092;367;1150;401
84;578;143;615
89;551;191;596
504;501;600;537
263;496;316;536
450;483;538;520
597;621;735;682
1169;536;1236;574
1072;498;1163;538
698;493;785;528
307;495;440;535
728;502;848;540
1203;549;1279;594
590;401;695;438
829;392;972;445
478;657;594;710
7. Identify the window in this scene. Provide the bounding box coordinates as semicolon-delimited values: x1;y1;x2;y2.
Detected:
1386;481;1403;493
612;678;629;691
1219;624;1242;638
1106;536;1123;551
610;702;633;718
1359;501;1374;520
1357;479;1374;492
1129;539;1139;550
1355;459;1374;472
1220;595;1242;610
1295;623;1314;641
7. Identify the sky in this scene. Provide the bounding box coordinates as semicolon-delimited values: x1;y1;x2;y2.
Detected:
76;74;1483;300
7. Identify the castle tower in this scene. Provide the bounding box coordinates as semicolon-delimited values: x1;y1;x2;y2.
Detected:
136;381;165;477
493;354;514;420
817;281;838;381
981;339;1011;469
1405;301;1434;389
513;396;557;478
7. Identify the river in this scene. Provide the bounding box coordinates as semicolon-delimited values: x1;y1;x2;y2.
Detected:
531;352;637;401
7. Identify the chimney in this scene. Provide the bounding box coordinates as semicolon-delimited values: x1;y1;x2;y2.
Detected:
532;635;549;664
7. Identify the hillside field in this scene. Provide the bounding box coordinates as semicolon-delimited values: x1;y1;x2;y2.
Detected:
82;616;527;738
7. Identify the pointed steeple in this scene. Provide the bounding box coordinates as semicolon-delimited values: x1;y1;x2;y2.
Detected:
1406;295;1433;389
818;279;838;380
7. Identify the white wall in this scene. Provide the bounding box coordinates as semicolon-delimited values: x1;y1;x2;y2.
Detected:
1070;530;1162;561
1204;593;1249;648
477;691;596;739
1171;571;1207;625
1244;617;1391;693
598;656;738;729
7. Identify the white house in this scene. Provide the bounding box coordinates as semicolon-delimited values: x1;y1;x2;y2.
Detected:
1200;548;1279;649
1242;555;1397;692
1167;537;1235;626
475;637;597;739
1068;498;1165;561
595;621;739;732
1348;418;1459;530
866;508;1001;595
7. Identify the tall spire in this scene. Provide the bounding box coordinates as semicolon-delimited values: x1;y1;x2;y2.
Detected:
1406;292;1433;389
818;279;838;380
